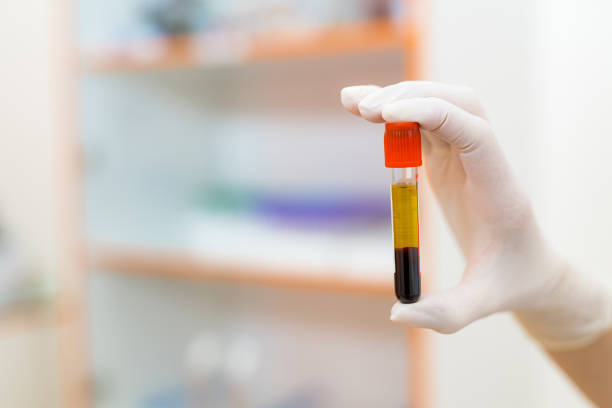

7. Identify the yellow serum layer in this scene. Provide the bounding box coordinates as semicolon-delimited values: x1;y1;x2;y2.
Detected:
391;184;419;249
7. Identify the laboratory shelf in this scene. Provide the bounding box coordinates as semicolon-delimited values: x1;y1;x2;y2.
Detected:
0;304;56;336
91;245;394;296
84;19;412;73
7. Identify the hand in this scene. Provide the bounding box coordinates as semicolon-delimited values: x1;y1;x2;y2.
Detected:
341;81;611;349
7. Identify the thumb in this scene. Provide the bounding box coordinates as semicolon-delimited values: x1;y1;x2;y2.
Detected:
390;278;493;334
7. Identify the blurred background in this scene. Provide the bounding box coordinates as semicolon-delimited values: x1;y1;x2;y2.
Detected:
1;0;611;407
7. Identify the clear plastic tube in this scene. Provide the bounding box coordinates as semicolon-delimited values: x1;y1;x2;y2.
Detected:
390;167;420;303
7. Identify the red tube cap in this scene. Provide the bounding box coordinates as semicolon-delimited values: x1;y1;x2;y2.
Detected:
384;122;422;168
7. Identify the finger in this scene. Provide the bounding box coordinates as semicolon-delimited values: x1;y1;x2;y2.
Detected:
340;85;382;117
381;97;492;153
357;81;487;123
389;279;491;334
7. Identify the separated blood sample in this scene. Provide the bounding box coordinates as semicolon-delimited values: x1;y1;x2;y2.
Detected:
384;122;422;303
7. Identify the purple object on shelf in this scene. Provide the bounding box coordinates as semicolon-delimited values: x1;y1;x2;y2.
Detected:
253;192;390;227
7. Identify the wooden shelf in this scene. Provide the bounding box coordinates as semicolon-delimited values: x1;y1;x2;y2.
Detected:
0;304;56;336
84;19;411;73
92;246;393;296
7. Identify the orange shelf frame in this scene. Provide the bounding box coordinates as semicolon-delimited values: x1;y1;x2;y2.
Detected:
85;19;413;73
78;3;431;407
92;246;393;296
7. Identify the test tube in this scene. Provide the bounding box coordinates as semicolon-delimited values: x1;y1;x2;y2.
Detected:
384;122;422;303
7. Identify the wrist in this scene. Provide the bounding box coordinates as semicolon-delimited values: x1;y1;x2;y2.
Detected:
514;260;612;350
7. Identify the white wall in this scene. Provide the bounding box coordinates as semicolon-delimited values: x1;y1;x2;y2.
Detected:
532;0;612;284
428;0;612;406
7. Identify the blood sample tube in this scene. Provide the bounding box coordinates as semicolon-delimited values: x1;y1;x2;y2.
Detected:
384;122;422;303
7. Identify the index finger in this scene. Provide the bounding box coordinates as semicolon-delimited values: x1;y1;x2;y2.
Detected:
341;81;487;123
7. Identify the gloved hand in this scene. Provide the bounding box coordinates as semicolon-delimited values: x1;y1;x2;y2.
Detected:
341;81;612;350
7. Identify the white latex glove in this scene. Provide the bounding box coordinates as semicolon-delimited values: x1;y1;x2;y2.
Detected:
341;81;612;350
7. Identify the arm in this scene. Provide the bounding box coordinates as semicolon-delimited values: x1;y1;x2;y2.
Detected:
549;329;612;406
340;81;612;402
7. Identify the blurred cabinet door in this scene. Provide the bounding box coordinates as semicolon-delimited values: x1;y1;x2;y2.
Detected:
0;1;86;407
0;329;59;408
